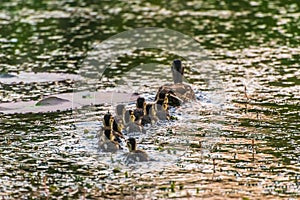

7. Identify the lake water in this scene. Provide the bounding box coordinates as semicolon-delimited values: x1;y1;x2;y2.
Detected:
0;0;299;199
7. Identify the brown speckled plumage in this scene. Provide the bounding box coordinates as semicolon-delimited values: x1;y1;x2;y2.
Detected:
155;60;196;106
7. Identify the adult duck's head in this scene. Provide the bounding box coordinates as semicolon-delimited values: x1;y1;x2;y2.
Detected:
172;59;184;84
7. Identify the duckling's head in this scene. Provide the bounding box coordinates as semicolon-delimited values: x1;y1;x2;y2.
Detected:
145;104;152;115
103;112;112;127
157;91;169;104
124;110;136;123
129;110;136;122
127;137;137;152
116;104;125;116
155;102;169;112
158;91;167;100
145;104;157;118
172;59;184;84
136;97;145;109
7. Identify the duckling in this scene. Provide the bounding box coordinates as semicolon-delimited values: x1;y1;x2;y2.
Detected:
125;138;149;162
98;129;121;152
153;94;170;120
154;94;170;120
98;114;122;152
123;109;133;127
133;97;154;126
101;112;124;142
114;104;126;129
141;103;157;125
156;89;183;107
133;97;145;122
155;59;196;106
124;110;145;133
102;110;123;138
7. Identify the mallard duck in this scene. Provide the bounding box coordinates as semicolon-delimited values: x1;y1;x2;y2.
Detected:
98;113;122;152
155;59;196;106
153;94;170;120
124;110;145;133
125;138;149;162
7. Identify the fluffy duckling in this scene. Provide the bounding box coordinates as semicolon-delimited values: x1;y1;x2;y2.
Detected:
102;112;124;142
123;109;133;126
125;138;149;162
154;95;170;120
98;113;122;152
115;104;126;129
133;97;146;122
98;129;121;152
155;59;196;106
133;97;155;125
124;110;145;133
102;110;123;137
141;103;158;125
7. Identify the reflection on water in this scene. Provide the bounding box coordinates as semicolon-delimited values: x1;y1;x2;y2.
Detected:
0;0;299;199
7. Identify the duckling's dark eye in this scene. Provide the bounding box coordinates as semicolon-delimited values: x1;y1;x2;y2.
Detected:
109;116;114;124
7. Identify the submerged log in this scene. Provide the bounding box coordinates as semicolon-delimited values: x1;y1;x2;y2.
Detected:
0;91;138;114
35;96;70;106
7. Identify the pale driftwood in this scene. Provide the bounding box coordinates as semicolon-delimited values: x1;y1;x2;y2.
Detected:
0;91;138;114
0;72;81;84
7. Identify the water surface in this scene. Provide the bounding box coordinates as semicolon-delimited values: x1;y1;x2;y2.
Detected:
0;0;299;199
